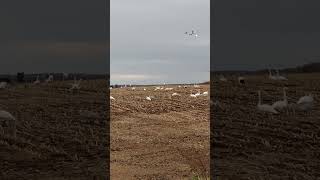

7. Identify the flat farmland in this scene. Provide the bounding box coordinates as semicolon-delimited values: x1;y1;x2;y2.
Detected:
0;80;108;179
111;85;210;179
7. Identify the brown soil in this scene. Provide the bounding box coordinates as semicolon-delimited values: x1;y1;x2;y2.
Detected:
111;85;210;179
212;73;320;179
0;80;108;179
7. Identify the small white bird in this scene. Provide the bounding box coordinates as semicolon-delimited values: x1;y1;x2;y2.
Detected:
144;88;146;91
190;94;197;98
146;96;152;101
131;87;136;90
257;91;278;114
195;89;201;96
172;93;181;96
165;88;173;91
70;78;81;92
110;96;115;100
202;91;208;96
219;75;227;82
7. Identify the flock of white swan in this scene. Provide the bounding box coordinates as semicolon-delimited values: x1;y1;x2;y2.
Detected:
110;84;209;102
214;69;316;115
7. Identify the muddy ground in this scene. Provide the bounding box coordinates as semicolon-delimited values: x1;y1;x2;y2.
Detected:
111;85;210;179
0;80;108;179
212;73;320;179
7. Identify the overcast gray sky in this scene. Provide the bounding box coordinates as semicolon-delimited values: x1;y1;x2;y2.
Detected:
0;0;108;74
213;0;320;71
111;0;210;85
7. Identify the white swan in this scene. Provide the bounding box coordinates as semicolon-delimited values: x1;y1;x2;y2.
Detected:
0;110;16;137
297;94;314;104
296;94;314;114
110;96;115;100
0;82;8;89
46;74;53;83
172;93;181;96
33;75;40;85
276;69;288;81
146;96;152;101
268;69;277;80
190;94;197;98
202;91;208;96
257;91;278;114
195;89;201;96
219;75;227;82
272;87;288;110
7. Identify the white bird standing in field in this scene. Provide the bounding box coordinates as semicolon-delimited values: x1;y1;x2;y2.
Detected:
70;78;82;92
0;82;7;89
296;94;314;114
46;74;54;83
33;75;40;85
146;96;152;101
62;73;69;81
190;94;197;98
297;94;314;104
202;91;208;96
276;69;288;81
165;87;173;91
219;75;227;82
272;87;288;111
195;89;201;96
0;110;16;137
257;91;278;114
110;96;115;100
268;69;277;80
172;92;181;97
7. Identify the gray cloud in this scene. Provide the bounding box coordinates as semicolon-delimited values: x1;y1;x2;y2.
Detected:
111;0;210;84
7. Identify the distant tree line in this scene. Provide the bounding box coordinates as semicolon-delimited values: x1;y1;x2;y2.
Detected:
211;62;320;75
0;73;109;83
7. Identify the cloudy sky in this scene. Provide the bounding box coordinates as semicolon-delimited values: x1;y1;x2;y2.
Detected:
111;0;210;85
213;0;320;71
0;0;108;74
